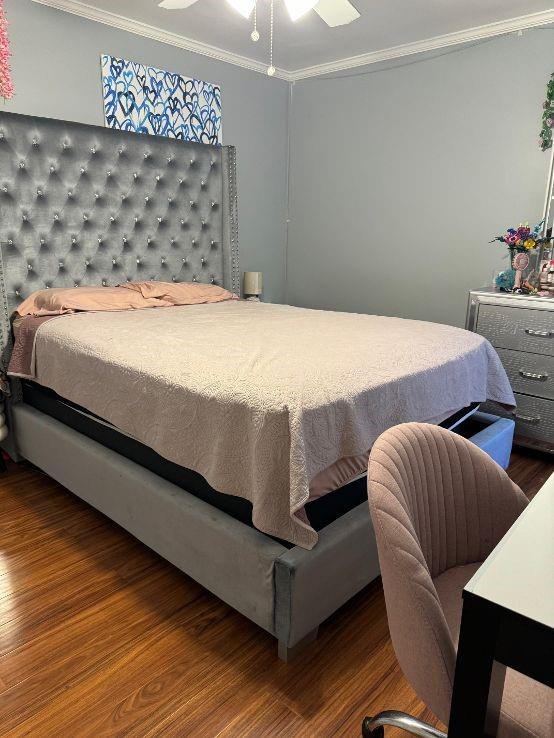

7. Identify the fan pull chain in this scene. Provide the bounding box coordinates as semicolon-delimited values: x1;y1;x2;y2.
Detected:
267;0;275;76
250;2;259;42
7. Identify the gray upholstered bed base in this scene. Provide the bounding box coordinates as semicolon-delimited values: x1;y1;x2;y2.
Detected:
11;402;380;658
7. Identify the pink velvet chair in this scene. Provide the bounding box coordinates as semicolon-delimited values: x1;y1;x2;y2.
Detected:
362;422;553;738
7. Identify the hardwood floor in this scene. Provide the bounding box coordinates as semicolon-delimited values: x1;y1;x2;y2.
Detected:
0;449;551;737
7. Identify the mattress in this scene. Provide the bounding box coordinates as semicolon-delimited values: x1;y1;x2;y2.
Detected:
20;380;479;548
8;300;515;548
20;380;373;547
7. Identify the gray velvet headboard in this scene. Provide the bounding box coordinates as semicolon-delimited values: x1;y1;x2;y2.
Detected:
0;111;239;387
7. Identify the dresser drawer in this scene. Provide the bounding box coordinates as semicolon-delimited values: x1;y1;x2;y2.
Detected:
496;348;554;400
476;304;554;356
484;394;554;447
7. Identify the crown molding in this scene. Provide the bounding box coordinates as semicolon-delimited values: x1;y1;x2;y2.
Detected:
31;0;294;81
32;1;554;82
289;10;554;80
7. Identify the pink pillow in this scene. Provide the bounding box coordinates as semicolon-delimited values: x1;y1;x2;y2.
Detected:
119;281;238;305
15;282;238;317
14;286;169;317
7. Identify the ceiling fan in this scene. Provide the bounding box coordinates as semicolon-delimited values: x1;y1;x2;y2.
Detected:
158;0;361;29
158;0;360;75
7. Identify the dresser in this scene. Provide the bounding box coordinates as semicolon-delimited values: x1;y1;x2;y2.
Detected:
466;290;554;453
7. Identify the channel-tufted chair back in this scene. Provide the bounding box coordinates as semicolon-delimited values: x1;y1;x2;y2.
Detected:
367;422;527;723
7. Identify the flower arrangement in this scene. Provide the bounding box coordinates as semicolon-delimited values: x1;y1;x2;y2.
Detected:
491;221;546;294
0;0;14;101
539;72;553;152
491;221;543;253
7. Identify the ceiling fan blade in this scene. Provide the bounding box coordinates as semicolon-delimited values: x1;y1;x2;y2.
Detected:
284;0;319;22
314;0;360;27
226;0;256;18
158;0;201;9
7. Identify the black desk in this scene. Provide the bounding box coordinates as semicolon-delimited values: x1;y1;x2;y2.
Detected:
448;472;554;737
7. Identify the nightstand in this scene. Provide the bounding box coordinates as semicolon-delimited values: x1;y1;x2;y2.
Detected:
466;290;554;454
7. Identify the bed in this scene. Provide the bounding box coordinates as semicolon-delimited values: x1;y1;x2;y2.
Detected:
0;111;515;660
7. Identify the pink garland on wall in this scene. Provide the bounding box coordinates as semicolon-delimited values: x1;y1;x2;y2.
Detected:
0;0;13;101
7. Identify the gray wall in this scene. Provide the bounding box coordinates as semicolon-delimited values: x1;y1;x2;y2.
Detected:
287;31;554;326
4;2;552;324
5;0;289;303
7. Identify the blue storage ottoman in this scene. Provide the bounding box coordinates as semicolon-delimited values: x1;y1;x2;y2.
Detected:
453;411;515;470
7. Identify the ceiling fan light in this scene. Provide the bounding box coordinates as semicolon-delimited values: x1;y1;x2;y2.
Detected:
158;0;202;8
226;0;256;19
284;0;318;21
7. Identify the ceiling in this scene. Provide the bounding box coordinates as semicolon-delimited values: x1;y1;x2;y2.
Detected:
34;0;554;78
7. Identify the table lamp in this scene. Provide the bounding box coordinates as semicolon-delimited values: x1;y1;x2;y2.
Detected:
243;271;263;301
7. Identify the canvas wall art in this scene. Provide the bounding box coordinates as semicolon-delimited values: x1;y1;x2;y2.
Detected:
101;54;222;145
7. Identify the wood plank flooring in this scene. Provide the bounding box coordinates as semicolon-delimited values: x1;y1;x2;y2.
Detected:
0;449;551;737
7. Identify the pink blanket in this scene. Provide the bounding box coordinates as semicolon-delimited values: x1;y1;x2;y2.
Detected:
8;301;516;548
8;316;58;379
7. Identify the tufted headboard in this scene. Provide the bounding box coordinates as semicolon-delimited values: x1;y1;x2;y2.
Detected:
0;111;239;389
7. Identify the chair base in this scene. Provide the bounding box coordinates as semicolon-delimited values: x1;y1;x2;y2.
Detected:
362;711;447;737
362;719;384;738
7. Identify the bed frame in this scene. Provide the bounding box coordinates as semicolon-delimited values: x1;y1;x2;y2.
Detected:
0;111;381;660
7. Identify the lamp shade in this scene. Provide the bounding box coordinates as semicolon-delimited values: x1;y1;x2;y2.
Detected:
243;271;263;295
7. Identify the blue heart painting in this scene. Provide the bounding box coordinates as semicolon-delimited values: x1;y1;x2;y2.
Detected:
101;54;222;146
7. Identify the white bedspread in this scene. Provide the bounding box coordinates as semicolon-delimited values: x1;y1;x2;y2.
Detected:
29;301;515;548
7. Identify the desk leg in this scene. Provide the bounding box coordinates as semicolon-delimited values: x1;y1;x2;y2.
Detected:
448;594;506;738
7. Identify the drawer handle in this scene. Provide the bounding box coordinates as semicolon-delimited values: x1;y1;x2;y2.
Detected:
524;329;553;338
518;369;549;381
513;413;541;425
